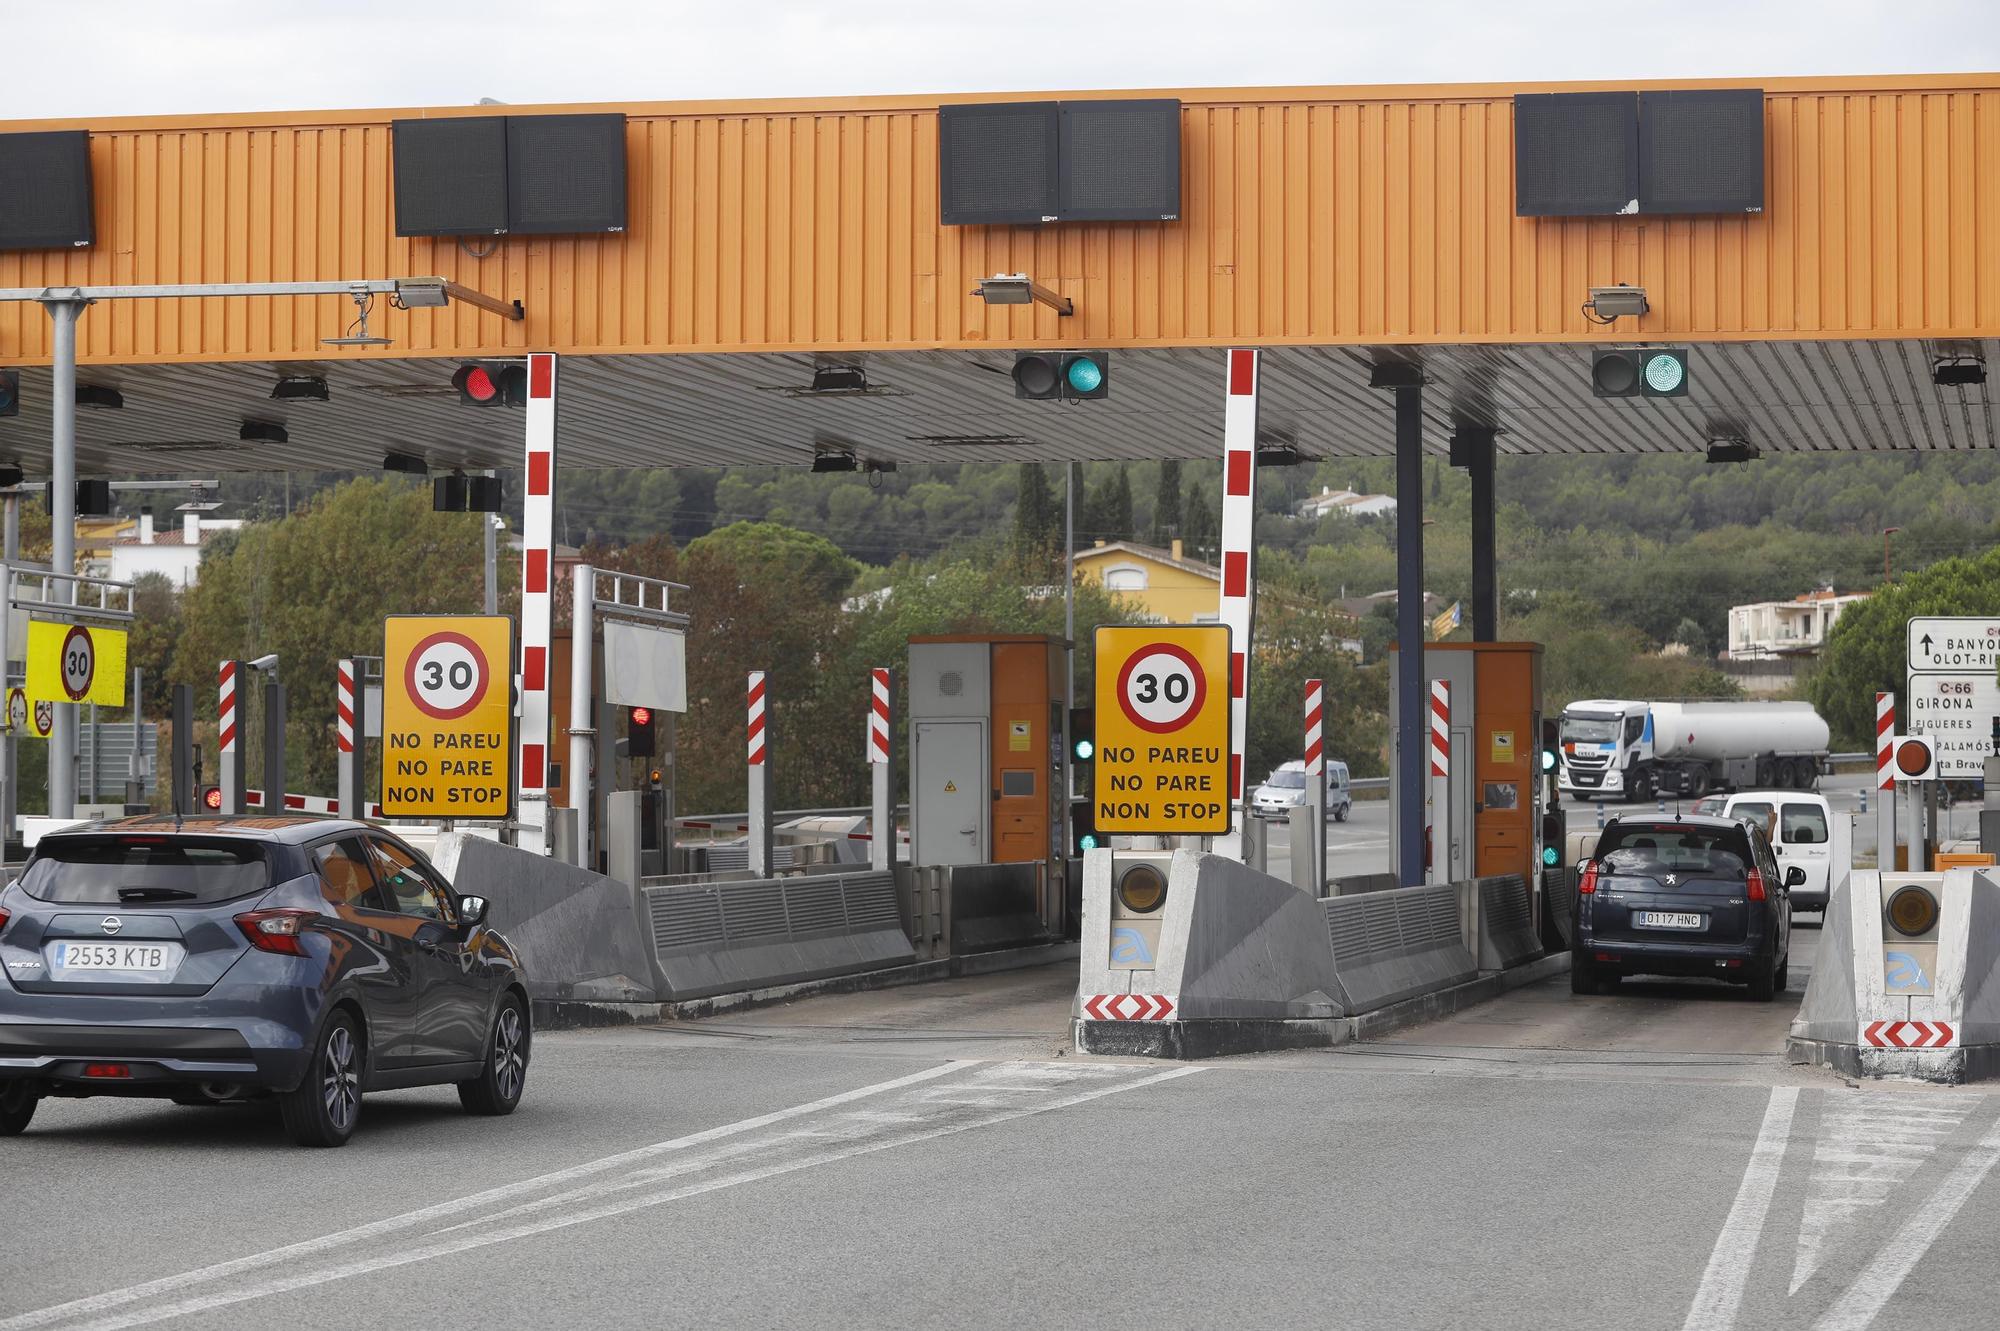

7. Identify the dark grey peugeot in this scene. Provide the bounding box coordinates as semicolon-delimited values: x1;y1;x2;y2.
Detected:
1571;813;1797;1002
0;816;530;1147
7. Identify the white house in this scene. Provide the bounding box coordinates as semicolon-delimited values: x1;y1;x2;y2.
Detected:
1297;486;1397;520
102;504;245;588
1726;588;1870;659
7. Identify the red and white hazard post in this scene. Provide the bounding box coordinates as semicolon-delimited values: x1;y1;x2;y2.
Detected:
747;671;773;876
1300;678;1327;892
218;659;245;815
1217;348;1261;862
515;352;559;854
1428;680;1451;886
336;658;363;821
868;668;895;872
1876;691;1897;872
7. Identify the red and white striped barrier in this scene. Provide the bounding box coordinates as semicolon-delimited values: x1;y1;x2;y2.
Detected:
516;352;558;853
868;668;891;764
336;660;356;755
242;790;383;819
1217;348;1261;821
1862;1019;1955;1049
218;661;238;754
1430;680;1450;778
747;671;768;766
1875;691;1895;792
1303;678;1324;777
1081;994;1178;1022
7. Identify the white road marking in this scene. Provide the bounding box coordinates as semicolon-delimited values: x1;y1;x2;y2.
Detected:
0;1060;967;1331
1681;1086;1800;1331
45;1064;1200;1331
1790;1095;1975;1293
1814;1106;2000;1331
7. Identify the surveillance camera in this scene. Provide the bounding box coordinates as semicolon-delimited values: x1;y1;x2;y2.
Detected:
248;654;280;672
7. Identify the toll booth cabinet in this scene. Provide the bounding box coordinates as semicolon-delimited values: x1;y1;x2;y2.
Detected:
1387;642;1547;895
907;635;1067;938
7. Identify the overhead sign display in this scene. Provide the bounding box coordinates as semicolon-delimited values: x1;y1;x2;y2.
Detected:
1093;625;1231;835
1905;673;1999;778
25;620;127;708
382;615;515;819
1907;617;2000;675
602;620;687;713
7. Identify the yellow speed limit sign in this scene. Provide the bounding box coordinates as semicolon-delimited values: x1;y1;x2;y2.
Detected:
382;615;515;819
1093;624;1231;835
26;620;128;708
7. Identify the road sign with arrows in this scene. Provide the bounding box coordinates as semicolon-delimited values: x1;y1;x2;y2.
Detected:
1906;616;2000;778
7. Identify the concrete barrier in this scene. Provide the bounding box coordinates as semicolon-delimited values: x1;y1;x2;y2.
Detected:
1472;874;1542;972
1324;883;1478;1014
641;868;915;1001
432;832;658;1004
1329;871;1399;897
1544;866;1577;948
1789;868;2000;1083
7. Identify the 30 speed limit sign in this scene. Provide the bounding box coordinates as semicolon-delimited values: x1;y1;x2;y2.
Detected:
1094;625;1231;835
382;615;515;819
25;619;127;708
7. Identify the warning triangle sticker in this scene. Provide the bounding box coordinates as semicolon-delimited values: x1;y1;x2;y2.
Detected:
943;780;957;792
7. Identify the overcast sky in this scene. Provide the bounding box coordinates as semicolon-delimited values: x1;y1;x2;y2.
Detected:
4;1;1996;119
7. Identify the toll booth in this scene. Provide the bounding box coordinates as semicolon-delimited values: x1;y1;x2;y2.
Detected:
1388;642;1547;888
907;634;1065;882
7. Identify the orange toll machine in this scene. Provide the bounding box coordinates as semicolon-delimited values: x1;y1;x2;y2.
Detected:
906;634;1066;883
1387;641;1547;889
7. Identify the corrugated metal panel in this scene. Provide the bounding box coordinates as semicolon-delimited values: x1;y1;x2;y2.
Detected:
2;79;1994;367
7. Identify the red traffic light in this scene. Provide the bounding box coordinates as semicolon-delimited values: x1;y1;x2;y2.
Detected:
631;706;653;727
1894;737;1936;778
202;786;223;811
451;363;526;406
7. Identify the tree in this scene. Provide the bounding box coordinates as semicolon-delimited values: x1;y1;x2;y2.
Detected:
1012;463;1058;571
1150;460;1183;546
1181;481;1218;563
684;521;860;602
1670;617;1710;658
128;573;180;717
1809;546;2000;748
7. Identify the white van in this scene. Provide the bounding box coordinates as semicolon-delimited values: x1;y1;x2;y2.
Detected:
1251;760;1353;822
1721;790;1832;915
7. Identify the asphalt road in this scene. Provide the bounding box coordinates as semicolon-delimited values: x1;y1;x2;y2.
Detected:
9;922;2000;1331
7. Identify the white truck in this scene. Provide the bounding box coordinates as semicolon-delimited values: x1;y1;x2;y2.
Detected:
1557;699;1831;802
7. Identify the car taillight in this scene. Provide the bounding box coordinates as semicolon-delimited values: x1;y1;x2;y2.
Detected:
1746;869;1767;902
1578;862;1599;895
234;908;316;956
0;908;9;935
84;1063;131;1079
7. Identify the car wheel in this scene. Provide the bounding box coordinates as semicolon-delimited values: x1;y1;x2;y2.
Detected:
1685;766;1710;798
1775;956;1790;992
1748;965;1777;1002
1571;958;1598;995
1630;771;1653;803
459;995;529;1117
0;1083;38;1136
1334;805;1348;823
279;1010;362;1148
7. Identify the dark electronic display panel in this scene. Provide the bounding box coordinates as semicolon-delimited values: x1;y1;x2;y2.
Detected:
0;131;94;250
1512;93;1638;217
505;114;628;234
939;102;1060;226
1639;89;1765;214
1059;99;1182;222
392;117;510;237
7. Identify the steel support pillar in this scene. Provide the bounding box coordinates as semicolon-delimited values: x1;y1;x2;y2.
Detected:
1;491;17;842
45;298;83;820
568;563;596;870
1394;382;1427;886
261;681;286;814
1461;428;1498;642
171;684;195;816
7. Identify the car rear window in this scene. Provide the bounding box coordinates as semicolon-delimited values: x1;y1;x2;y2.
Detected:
1781;803;1829;845
19;837;272;905
1596;825;1748;880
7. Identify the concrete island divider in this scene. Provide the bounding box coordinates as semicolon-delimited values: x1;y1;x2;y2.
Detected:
1076;848;1561;1059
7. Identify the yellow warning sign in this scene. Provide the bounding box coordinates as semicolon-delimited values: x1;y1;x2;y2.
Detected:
1491;731;1515;765
1093;624;1232;835
26;620;127;708
381;615;515;819
6;686;52;740
944;780;957;793
1009;720;1031;752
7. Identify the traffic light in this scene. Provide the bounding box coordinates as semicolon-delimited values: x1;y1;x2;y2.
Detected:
0;370;17;417
1070;795;1100;856
628;706;656;759
1542;808;1565;868
1069;706;1095;764
1539;719;1560;777
1591;348;1690;398
1013;351;1111;401
451;362;528;406
201;786;223;812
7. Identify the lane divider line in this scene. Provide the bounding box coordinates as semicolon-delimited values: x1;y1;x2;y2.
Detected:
1681;1086;1801;1331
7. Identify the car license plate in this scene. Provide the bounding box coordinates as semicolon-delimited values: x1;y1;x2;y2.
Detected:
1636;911;1703;930
50;942;177;973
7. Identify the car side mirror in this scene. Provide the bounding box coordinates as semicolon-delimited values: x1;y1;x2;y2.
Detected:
1785;866;1807;888
456;895;490;928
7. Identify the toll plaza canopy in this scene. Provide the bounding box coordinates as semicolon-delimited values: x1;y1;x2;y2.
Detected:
0;72;1995;474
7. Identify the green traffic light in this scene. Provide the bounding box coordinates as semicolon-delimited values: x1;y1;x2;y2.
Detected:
1643;352;1685;394
1074;738;1094;761
1066;357;1104;395
1543;846;1559;866
1540;749;1557;773
1079;834;1100;852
